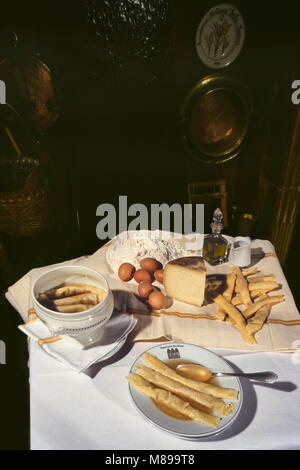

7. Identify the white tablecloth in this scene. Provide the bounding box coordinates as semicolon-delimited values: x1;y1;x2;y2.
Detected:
29;338;300;450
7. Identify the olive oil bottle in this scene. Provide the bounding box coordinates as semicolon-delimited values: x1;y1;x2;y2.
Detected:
203;208;228;265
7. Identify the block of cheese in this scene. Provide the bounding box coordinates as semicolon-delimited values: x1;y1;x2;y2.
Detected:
163;256;206;307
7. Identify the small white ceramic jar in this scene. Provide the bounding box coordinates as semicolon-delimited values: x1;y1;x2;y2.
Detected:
32;265;114;347
228;236;251;267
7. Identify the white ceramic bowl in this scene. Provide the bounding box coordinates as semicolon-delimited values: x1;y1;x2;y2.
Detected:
32;265;114;347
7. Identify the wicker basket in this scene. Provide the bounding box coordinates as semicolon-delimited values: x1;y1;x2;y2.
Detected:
0;157;50;236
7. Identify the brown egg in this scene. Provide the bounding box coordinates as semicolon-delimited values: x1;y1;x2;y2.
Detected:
134;269;153;284
154;268;164;284
140;257;162;272
148;291;166;310
138;281;154;299
118;263;135;282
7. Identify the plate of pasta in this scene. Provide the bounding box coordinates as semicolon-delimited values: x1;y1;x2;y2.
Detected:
127;343;243;439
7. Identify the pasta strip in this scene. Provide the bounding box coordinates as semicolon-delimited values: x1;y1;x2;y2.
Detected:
231;295;243;306
248;281;280;292
243;295;285;319
233;289;273;306
246;304;272;335
233;267;252;306
250;288;278;298
224;273;236;300
142;353;238;400
248;275;276;283
242;267;258;276
216;273;236;321
43;283;106;302
214;294;256;344
215;310;227;321
136;365;234;416
127;373;220;428
52;293;98;306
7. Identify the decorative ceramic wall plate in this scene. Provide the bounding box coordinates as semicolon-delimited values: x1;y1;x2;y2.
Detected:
195;4;245;69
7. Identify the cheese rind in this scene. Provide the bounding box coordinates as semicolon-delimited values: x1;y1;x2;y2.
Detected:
163;256;206;307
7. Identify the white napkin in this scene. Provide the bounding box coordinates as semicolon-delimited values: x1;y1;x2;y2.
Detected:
18;310;137;373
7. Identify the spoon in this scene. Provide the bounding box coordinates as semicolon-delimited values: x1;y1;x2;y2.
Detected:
175;364;278;383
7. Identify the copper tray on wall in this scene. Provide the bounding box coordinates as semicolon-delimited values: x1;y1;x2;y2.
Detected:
180;74;252;164
0;30;61;135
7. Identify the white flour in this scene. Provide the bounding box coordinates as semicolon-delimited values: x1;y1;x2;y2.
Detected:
106;235;191;276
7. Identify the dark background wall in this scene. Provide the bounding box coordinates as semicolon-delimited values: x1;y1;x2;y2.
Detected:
0;0;185;449
22;0;186;253
0;0;299;449
1;0;300;264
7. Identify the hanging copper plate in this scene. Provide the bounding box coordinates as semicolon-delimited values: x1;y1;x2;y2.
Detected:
0;52;61;134
181;75;251;164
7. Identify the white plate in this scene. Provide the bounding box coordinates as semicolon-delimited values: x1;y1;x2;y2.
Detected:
128;343;243;439
195;4;245;69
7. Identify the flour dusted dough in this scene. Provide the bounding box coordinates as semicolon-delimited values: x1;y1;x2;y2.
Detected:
106;235;191;277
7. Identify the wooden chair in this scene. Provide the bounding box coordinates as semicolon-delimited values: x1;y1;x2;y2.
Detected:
187;180;228;229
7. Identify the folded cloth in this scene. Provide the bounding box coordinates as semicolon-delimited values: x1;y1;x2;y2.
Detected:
18;310;137;372
6;230;300;353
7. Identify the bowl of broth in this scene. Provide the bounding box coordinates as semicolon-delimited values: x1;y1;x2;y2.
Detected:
32;265;114;347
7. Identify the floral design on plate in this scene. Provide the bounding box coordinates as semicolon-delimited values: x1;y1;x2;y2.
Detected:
196;4;245;69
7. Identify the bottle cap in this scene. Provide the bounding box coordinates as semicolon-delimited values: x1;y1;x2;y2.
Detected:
210;208;224;232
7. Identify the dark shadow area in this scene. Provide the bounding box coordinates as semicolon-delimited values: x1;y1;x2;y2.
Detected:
284;213;300;310
0;293;30;450
204;274;227;304
251;380;297;393
249;247;266;266
84;338;135;380
0;1;185;448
